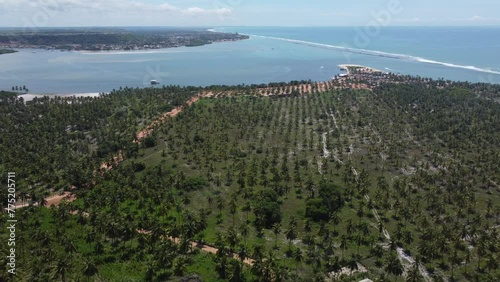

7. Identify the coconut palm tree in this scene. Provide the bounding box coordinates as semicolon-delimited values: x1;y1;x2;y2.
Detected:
237;244;248;263
229;197;237;224
82;259;98;282
173;255;189;276
54;257;70;282
385;253;403;281
293;248;303;275
406;262;423;282
228;260;244;282
272;222;281;249
216;195;224;215
339;234;349;259
485;253;498;274
252;244;264;262
285;217;298;254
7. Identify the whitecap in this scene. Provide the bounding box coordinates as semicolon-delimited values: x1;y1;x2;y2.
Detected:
248;34;500;75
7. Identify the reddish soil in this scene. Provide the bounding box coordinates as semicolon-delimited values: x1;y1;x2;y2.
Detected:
136;229;254;265
135;95;202;143
12;94;205;211
99;150;124;171
12;191;75;209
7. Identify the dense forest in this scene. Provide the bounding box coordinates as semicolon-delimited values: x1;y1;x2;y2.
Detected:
0;75;499;281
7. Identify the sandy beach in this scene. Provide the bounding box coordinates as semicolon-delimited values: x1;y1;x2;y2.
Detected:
18;92;104;102
338;64;384;74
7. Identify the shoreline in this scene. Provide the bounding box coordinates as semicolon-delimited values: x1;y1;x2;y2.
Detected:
1;38;249;54
18;92;104;102
338;64;385;74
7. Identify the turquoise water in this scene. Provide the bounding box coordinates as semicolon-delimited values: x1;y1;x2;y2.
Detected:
1;27;500;93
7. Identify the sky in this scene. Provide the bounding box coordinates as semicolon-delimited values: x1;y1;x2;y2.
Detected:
1;0;500;27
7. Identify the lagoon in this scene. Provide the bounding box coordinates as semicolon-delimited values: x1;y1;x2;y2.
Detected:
2;27;500;94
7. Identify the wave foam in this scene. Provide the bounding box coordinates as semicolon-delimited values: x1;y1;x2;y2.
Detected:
249;34;500;75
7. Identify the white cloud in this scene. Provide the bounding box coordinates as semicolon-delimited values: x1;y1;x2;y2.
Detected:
183;7;231;16
2;0;232;18
468;15;484;21
463;15;500;23
393;17;421;23
393;15;500;25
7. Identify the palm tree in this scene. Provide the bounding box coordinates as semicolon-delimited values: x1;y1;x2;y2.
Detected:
475;238;486;270
326;255;341;273
237;244;248;263
406;262;423;282
38;193;48;207
293;248;303;275
241;202;251;223
272;222;281;249
355;232;364;255
207;196;213;209
145;262;157;281
173;255;189;276
485;253;498;274
239;223;250;246
285;217;298;254
226;226;239;253
385;253;403;281
346;255;358;272
228;260;244;282
346;219;355;237
216;195;224;215
252;244;264;262
229;197;237;224
216;256;229;279
329;213;341;236
304;219;312;234
54;257;70;282
63;238;77;265
19;190;28;205
82;259;98;282
339;234;349;259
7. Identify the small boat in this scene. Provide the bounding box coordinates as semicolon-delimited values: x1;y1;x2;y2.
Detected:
150;80;160;85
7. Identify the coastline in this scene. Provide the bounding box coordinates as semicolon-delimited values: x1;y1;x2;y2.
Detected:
338;64;385;74
0;49;17;55
18;92;103;102
1;36;249;53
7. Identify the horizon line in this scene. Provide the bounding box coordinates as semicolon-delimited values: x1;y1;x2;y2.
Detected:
1;25;500;29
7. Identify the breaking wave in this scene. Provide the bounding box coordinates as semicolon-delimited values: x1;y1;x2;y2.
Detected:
249;34;500;75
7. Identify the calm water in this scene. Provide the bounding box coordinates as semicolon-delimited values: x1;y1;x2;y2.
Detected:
1;27;500;94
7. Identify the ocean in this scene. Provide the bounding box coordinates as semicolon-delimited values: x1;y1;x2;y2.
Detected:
2;27;500;94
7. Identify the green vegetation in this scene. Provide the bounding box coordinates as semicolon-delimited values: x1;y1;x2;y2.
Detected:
0;49;17;55
0;91;17;98
0;76;499;281
9;85;29;93
0;28;248;51
0;86;198;198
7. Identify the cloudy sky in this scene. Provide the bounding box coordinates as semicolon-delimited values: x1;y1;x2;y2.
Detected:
1;0;500;27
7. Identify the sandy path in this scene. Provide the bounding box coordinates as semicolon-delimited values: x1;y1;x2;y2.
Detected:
135;95;202;143
100;150;124;171
11;94;204;211
136;229;255;265
361;185;432;281
10;93;236;261
11;191;75;209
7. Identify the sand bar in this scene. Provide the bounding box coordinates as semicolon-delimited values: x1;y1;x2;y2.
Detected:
338;64;384;74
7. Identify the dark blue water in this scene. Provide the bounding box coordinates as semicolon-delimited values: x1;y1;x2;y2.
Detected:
1;27;499;94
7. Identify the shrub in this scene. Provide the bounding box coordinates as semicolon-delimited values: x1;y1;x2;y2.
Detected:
143;136;157;148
